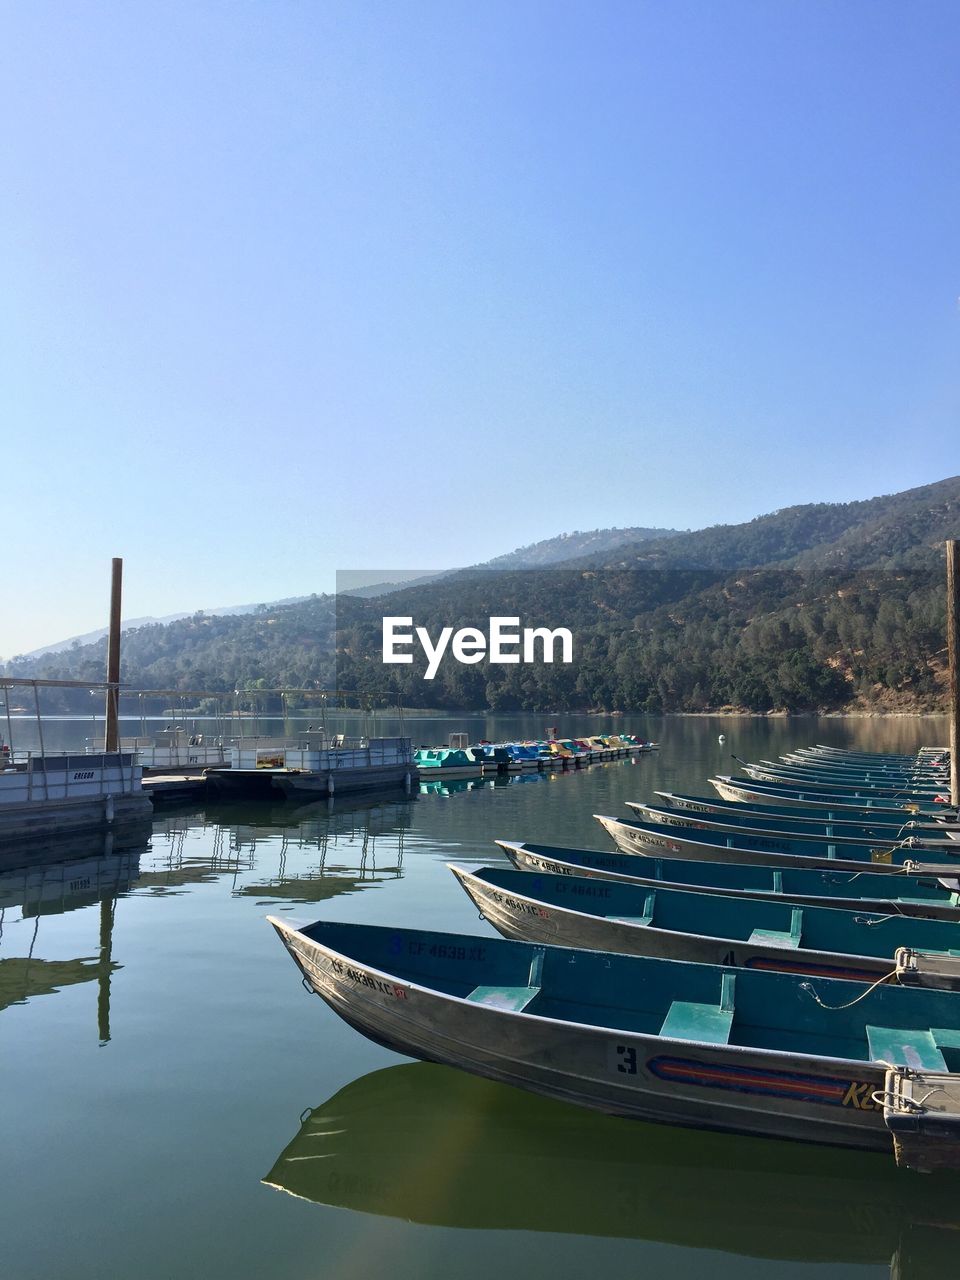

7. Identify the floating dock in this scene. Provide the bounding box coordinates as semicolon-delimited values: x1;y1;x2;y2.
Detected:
207;737;417;799
0;750;153;847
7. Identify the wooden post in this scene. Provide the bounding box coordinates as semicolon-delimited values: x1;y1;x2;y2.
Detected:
948;540;960;807
105;558;122;752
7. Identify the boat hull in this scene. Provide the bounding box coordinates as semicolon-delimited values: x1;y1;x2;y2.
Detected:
712;776;951;816
271;765;418;796
414;765;483;779
655;790;960;834
625;800;955;848
593;813;945;875
497;840;960;920
453;866;893;984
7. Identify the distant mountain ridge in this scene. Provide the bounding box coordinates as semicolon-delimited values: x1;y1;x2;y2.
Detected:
478;526;681;570
23;596;313;658
565;476;960;572
5;475;957;714
14;531;680;656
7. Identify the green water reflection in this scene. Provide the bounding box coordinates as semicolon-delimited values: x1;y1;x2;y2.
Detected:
266;1061;960;1274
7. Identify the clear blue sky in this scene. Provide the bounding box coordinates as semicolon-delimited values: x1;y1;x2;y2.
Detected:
2;0;957;657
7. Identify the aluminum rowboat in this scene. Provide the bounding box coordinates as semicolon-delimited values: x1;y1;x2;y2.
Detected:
268;915;960;1165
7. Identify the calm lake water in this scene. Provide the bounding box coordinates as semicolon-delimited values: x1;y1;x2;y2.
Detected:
2;714;956;1280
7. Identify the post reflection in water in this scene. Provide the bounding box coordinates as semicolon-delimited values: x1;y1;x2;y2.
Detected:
0;797;413;1039
141;795;413;904
0;827;147;1036
265;1062;960;1279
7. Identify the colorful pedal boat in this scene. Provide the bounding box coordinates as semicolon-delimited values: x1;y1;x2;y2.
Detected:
413;748;483;778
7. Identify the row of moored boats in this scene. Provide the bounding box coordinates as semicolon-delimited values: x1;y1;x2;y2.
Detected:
271;744;960;1172
414;734;657;776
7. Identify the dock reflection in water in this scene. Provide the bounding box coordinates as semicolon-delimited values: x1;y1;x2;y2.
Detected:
265;1062;960;1278
0;827;149;1037
144;796;412;903
0;797;412;1035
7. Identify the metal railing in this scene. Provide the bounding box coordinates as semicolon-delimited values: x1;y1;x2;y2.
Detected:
233;736;414;771
0;751;141;804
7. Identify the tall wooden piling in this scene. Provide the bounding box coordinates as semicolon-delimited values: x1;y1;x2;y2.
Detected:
948;540;960;807
105;558;122;752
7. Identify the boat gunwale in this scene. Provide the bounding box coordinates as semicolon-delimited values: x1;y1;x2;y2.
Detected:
449;862;896;977
601;813;960;862
625;801;958;847
592;813;935;876
495;839;960;919
652;791;960;830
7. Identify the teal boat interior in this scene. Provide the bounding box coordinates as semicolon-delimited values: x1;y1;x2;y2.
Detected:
500;840;960;912
462;865;960;962
608;815;960;869
738;755;947;780
655;791;958;831
713;776;950;813
737;752;947;783
287;919;960;1068
628;801;952;845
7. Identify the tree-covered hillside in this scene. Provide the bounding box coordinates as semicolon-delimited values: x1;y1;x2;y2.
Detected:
4;477;957;713
568;476;960;572
479;525;681;569
335;567;945;713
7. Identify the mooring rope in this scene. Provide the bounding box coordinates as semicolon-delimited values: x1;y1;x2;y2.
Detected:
871;1078;947;1113
799;968;898;1010
851;910;905;925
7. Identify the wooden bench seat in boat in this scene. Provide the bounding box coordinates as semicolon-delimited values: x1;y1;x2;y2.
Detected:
660;973;736;1045
748;907;803;949
931;1028;960;1051
466;949;544;1013
865;1025;947;1072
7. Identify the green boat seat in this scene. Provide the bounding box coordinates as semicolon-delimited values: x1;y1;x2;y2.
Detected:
614;891;657;928
660;973;736;1045
931;1028;960;1051
865;1025;947;1072
465;948;544;1012
749;907;803;949
661;1001;733;1044
466;985;540;1012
